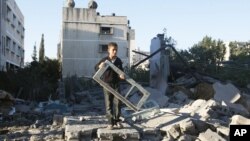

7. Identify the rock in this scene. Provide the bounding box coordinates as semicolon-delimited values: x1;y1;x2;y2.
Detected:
142;128;162;141
145;87;169;107
179;119;197;135
198;129;226;141
30;135;43;141
53;114;64;126
221;101;249;116
236;93;250;113
191;82;214;100
97;122;140;140
178;134;197;141
230;115;250;125
167;124;181;139
213;82;241;103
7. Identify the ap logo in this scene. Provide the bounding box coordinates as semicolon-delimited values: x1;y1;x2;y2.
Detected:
230;125;250;141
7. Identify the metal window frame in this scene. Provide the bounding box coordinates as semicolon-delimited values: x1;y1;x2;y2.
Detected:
93;60;150;111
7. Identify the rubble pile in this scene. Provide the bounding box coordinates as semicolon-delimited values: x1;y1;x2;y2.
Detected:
1;74;250;141
59;76;250;140
0;90;15;115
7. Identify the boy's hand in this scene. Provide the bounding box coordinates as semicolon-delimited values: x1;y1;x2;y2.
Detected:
99;62;105;68
119;74;125;80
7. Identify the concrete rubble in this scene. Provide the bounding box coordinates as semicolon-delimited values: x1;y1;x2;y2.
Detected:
0;90;15;115
1;74;250;141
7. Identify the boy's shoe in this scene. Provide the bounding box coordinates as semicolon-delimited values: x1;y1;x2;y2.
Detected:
116;122;123;129
106;124;114;130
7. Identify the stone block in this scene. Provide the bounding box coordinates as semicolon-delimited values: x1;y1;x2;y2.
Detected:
192;119;209;133
177;134;197;141
167;124;181;139
213;82;241;103
145;87;169;107
97;122;140;141
53;114;64;126
221;101;249;116
141;128;162;141
198;129;226;141
216;126;229;140
64;116;108;141
230;115;250;125
179;119;197;135
140;113;189;130
179;99;218;120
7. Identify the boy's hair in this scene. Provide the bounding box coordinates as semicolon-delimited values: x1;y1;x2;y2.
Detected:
108;42;118;49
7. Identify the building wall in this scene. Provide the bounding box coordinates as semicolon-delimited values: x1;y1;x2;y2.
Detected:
0;0;25;71
61;7;134;77
224;42;230;61
128;29;136;67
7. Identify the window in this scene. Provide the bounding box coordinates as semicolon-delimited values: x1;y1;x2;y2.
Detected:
12;42;16;53
6;36;11;49
17;46;21;56
99;44;108;52
3;37;5;56
17;21;21;33
13;14;16;21
6;6;11;21
11;14;16;28
100;26;113;35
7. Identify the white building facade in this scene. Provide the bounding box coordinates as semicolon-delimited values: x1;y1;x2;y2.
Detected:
0;0;25;71
60;1;135;77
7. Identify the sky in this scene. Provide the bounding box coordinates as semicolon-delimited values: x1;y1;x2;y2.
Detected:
15;0;250;63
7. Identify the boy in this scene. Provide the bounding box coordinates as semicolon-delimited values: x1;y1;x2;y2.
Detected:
95;42;125;129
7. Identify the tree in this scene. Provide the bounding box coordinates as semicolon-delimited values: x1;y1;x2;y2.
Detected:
32;42;37;62
189;36;226;65
39;34;45;63
230;41;250;62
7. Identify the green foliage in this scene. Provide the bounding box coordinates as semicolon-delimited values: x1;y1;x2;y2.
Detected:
189;36;226;65
174;36;249;87
32;42;37;62
125;67;149;83
39;34;45;63
63;75;97;99
229;41;250;62
0;58;60;101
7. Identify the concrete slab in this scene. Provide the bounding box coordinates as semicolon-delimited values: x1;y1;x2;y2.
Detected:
97;122;140;141
141;127;162;141
178;99;218;120
167;124;181;139
139;113;190;131
179;119;197;135
145;87;169;108
213;82;241;103
198;129;226;141
221;101;249;116
230;115;250;125
64;116;108;141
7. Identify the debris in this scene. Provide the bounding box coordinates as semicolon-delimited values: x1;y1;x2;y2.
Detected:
230;115;250;125
191;82;214;100
179;119;197;135
145;87;169;107
97;123;140;141
213;82;241;103
0;90;15;115
198;129;226;141
167;124;181;139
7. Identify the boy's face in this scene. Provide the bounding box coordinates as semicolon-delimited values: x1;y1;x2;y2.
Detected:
108;46;117;58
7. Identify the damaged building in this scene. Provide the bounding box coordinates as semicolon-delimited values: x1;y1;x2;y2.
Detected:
58;0;136;78
2;0;250;141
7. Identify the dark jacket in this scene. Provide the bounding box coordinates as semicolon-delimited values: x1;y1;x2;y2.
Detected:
95;56;123;84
